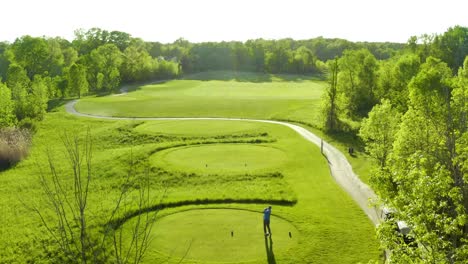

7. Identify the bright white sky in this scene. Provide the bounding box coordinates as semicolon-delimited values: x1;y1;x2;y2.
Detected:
2;0;467;43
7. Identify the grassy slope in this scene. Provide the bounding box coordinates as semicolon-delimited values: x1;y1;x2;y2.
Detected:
0;110;379;263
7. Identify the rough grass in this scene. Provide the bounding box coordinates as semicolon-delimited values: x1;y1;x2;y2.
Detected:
0;128;31;170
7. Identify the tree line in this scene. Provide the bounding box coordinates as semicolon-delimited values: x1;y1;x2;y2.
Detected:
319;26;467;262
0;28;404;130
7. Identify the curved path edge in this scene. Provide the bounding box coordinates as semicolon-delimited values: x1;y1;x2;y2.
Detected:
66;100;381;225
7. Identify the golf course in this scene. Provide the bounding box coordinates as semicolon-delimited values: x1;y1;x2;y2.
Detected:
0;72;380;263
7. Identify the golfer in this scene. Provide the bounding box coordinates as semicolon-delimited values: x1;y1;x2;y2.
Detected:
263;206;272;236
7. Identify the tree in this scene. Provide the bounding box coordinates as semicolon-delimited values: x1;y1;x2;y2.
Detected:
88;44;123;92
6;64;29;120
68;63;89;98
290;46;317;74
24;76;49;120
375;54;421;112
0;83;17;127
359;99;401;198
322;58;340;131
373;57;468;262
11;36;50;78
337;49;379;118
433;26;468;72
0;42;10;81
121;45;153;82
46;37;66;77
360;99;401;168
32;131;159;263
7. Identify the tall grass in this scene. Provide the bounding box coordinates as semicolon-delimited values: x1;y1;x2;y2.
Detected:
0;128;31;170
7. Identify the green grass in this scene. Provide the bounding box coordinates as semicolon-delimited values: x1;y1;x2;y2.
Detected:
76;72;325;126
152;144;287;174
134;120;266;136
144;209;298;263
0;71;379;263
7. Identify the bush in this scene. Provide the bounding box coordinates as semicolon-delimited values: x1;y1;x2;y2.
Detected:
18;118;38;134
0;128;31;170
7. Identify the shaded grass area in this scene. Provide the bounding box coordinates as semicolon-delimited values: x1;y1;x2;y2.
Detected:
183;70;325;83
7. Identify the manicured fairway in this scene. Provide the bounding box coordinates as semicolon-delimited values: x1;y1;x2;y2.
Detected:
75;72;325;126
145;209;298;263
152;144;287;174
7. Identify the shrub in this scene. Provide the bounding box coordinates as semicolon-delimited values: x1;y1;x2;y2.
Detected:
0;128;31;170
18;118;38;134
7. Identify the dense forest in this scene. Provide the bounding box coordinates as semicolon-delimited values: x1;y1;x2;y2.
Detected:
1;25;467;262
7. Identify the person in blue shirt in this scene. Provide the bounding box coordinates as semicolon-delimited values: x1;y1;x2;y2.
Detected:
263;206;272;236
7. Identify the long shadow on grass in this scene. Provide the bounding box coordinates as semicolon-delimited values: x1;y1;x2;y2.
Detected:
182;71;325;83
265;236;276;264
48;98;74;112
108;198;296;229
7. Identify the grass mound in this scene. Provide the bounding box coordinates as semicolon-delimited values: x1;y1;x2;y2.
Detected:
152;144;287;174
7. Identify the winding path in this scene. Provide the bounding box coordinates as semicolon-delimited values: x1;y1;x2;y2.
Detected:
66;100;381;225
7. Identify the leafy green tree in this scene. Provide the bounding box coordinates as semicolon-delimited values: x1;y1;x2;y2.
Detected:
360;99;401;168
290;46;317;74
62;46;79;68
0;83;17;127
6;64;29;120
88;44;123;92
374;57;468;262
433;26;468;72
6;63;30;98
246;39;266;72
24;76;49;120
265;42;291;73
359;99;401;198
68;63;89;98
0;42;10;81
45;37;65;77
321;58;340;131
337;49;378;118
376;54;421;112
10;36;50;78
73;28;110;55
121;45;153;82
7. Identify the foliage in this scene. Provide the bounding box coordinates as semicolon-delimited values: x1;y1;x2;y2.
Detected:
365;57;468;262
0;83;17;127
33;131;158;264
337;48;379;118
68;63;89;98
321;58;341;131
